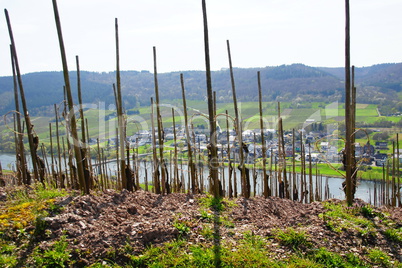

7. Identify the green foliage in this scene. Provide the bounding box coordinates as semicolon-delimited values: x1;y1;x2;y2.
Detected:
0;242;17;268
0;184;73;267
372;131;390;141
310;248;365;268
198;195;225;212
33;235;71;267
88;263;121;268
273;227;311;251
200;209;214;222
319;202;375;236
384;227;402;243
34;183;69;200
286;256;323;268
242;231;265;248
199;225;214;240
173;218;191;238
311;248;345;267
368;248;391;267
198;195;236;213
120;230;279;267
344;252;367;267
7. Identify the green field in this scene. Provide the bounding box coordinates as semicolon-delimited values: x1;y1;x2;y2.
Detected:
1;101;401;152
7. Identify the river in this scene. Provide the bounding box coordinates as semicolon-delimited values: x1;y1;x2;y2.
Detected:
0;153;389;205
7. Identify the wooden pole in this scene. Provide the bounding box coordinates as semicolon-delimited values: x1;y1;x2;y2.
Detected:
51;0;87;194
258;71;269;198
10;45;27;185
227;39;248;198
76;56;86;144
180;73;197;193
12;115;21;184
66;135;77;189
202;0;220;198
5;10;40;182
62;137;69;187
115;18;127;190
96;138;103;190
150;98;161;194
397;133;401;207
277;103;287;198
153;47;166;194
172;108;179;192
292;129;298;201
344;0;353;206
115;127;121;189
351;65;357;199
226;110;233;198
54;104;64;188
41;143;50;184
85;117;93;184
308;144;313;203
392;141;396;206
49;123;56;186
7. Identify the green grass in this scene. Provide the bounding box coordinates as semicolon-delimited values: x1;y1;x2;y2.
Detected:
273;227;311;251
108;226;380;268
33;235;71;267
0;183;74;267
125;232;280;268
291;162;345;178
384;227;402;243
319;201;377;235
0;184;70;232
0;242;17;268
2;191;402;267
367;248;392;267
310;248;365;268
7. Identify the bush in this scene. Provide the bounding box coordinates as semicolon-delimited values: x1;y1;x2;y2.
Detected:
372;132;389;141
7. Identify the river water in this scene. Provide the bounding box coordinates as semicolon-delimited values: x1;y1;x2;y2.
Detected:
0;153;388;205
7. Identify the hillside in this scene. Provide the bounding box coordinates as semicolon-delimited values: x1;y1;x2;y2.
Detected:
0;63;402;116
1;186;402;267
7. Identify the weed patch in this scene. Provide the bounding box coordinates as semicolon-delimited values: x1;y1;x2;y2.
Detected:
384;227;402;243
273;227;311;251
319;201;376;237
33;235;71;267
0;242;17;268
367;248;392;267
310;247;366;268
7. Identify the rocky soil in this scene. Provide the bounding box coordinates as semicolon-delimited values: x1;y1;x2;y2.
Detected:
32;189;402;266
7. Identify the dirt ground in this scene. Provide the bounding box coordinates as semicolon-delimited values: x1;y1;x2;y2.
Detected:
33;189;402;266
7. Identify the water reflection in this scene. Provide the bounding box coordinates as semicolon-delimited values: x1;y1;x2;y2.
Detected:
0;153;392;206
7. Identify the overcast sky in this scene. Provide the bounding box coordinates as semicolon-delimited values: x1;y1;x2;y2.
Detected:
0;0;401;77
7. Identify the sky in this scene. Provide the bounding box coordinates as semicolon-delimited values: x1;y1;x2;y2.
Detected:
0;0;401;77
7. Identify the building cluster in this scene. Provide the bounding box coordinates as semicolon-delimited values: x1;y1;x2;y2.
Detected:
95;125;393;166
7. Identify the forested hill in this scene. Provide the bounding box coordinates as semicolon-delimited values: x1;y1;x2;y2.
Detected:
0;63;401;116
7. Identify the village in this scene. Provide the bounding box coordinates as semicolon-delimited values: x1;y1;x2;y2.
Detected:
95;123;394;168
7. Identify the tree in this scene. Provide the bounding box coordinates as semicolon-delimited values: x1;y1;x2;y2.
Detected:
372;132;389;141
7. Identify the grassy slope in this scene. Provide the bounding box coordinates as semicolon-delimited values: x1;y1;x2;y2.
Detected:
1;187;401;267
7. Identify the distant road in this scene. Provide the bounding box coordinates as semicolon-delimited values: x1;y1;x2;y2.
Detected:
376;108;381;117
